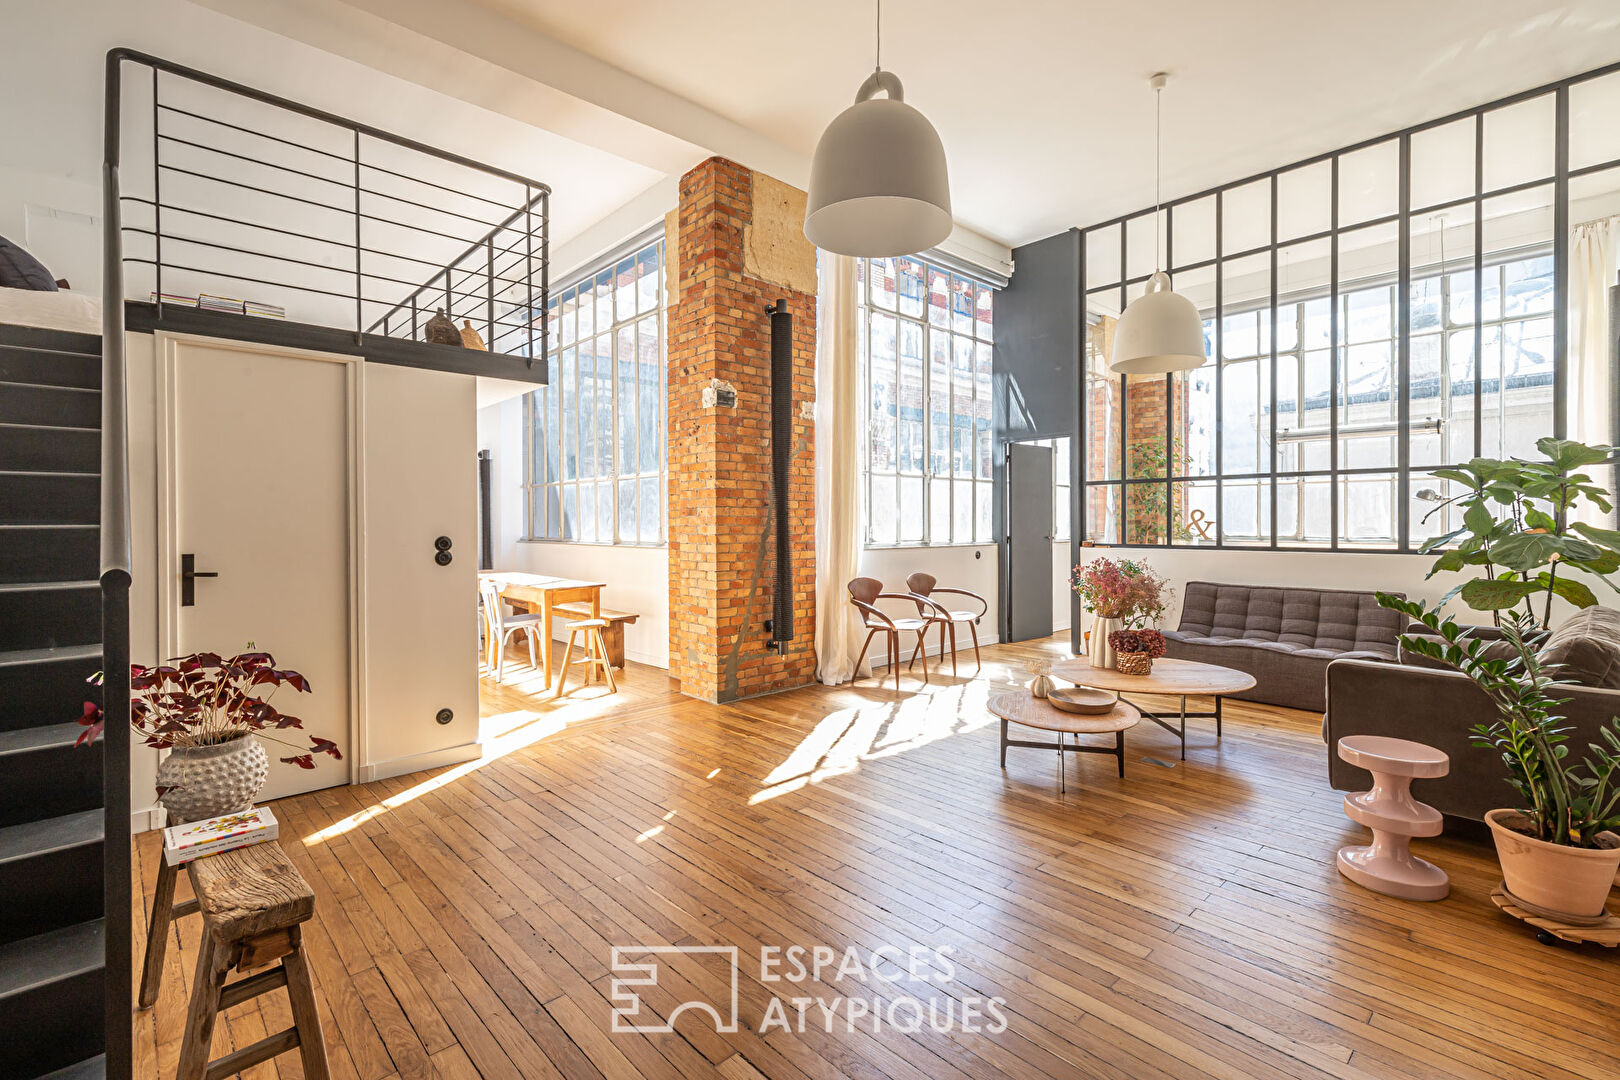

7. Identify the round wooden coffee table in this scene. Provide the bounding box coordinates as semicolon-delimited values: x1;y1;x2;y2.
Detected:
1048;657;1256;760
988;690;1140;793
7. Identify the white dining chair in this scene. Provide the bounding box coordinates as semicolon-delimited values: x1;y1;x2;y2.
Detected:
479;577;543;683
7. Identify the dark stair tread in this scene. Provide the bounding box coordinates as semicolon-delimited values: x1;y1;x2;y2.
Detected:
0;644;102;668
0;524;98;531
0;918;104;999
0;809;102;865
0;340;100;361
0;380;99;396
0;722;89;756
0;420;97;434
0;580;99;594
0;323;101;355
0;469;98;478
33;1055;105;1080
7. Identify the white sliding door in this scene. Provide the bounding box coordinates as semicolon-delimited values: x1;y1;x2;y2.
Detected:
158;335;357;802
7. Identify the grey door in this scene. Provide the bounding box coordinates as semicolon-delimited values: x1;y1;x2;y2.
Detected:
1006;441;1055;641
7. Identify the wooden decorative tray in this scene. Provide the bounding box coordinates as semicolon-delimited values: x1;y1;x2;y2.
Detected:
1046;688;1117;715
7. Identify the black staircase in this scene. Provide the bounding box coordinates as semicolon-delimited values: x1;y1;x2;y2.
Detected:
0;323;114;1079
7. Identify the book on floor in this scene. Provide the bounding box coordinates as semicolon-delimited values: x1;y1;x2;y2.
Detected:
162;806;279;866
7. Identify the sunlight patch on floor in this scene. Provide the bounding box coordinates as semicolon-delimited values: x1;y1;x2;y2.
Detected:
750;675;998;804
301;699;592;845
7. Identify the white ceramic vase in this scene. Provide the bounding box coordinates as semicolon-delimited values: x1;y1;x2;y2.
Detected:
1087;616;1121;669
156;734;269;823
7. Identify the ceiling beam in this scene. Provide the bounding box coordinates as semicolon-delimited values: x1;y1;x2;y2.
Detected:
195;0;1013;272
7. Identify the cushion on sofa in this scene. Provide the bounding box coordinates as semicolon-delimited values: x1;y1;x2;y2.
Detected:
1175;581;1403;658
0;236;59;291
1538;606;1620;688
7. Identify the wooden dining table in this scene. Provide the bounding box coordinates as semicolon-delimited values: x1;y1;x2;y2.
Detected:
479;571;606;688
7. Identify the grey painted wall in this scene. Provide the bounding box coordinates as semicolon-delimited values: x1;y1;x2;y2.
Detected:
991;228;1082;645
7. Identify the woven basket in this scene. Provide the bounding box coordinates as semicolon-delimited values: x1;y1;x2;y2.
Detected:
1115;651;1153;676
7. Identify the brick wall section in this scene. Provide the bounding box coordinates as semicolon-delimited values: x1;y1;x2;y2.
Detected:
1124;377;1168;543
1122;376;1194;543
667;157;818;702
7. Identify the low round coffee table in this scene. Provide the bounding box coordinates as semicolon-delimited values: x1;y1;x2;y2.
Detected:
988;690;1140;793
1048;657;1256;760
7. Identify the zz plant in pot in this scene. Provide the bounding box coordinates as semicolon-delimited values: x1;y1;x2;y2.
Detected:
1378;599;1620;918
78;648;341;822
1380;438;1620;918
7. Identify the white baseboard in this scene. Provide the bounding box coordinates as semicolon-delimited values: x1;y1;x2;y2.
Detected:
133;805;165;834
357;740;482;784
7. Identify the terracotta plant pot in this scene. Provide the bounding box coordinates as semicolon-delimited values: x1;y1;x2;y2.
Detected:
1485;809;1620;920
156;734;270;824
1115;651;1153;676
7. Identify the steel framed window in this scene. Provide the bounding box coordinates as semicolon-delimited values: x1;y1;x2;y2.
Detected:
858;256;996;546
521;237;665;545
1079;60;1620;553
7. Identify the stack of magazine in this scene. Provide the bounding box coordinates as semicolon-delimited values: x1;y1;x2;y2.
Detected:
198;293;245;315
162;806;279;866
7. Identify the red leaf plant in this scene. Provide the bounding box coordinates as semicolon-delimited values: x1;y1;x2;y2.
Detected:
75;648;340;772
1107;629;1167;658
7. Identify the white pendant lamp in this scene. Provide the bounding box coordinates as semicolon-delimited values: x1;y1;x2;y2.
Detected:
804;0;951;257
1110;74;1207;375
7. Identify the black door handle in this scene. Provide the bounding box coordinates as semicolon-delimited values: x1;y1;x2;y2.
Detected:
181;553;219;607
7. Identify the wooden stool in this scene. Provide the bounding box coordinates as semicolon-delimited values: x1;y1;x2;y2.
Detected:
1335;735;1450;901
157;843;329;1080
555;618;618;696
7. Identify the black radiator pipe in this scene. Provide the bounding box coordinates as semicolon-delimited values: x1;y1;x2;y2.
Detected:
768;299;794;654
478;449;493;570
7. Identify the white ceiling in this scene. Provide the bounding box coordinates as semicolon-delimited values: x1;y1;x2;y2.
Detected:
0;0;665;260
10;0;1619;287
460;0;1620;248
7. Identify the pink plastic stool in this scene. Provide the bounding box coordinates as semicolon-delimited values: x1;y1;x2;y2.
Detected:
1336;735;1450;901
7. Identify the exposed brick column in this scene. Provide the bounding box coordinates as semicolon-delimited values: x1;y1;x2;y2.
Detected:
666;157;817;702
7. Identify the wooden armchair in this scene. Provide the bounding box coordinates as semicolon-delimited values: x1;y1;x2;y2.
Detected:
906;571;987;675
847;577;940;689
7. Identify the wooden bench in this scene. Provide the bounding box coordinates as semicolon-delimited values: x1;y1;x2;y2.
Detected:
142;842;330;1080
553;602;638;668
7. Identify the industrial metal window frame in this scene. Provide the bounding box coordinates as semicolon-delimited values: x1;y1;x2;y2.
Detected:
859;255;998;548
520;232;666;546
1078;60;1620;554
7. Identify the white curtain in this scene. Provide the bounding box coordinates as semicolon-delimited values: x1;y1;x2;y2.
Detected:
814;254;870;684
1570;217;1619;525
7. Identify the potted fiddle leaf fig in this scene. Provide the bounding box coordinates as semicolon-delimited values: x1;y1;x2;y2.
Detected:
1409;437;1620;628
1380;598;1620;919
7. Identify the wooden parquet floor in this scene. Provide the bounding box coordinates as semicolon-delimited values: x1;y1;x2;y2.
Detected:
132;636;1620;1080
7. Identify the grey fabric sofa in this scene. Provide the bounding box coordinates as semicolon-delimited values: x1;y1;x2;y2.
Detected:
1325;607;1620;823
1162;581;1404;711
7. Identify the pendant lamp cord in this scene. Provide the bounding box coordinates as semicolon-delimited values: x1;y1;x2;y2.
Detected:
875;0;882;71
1154;80;1163;272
